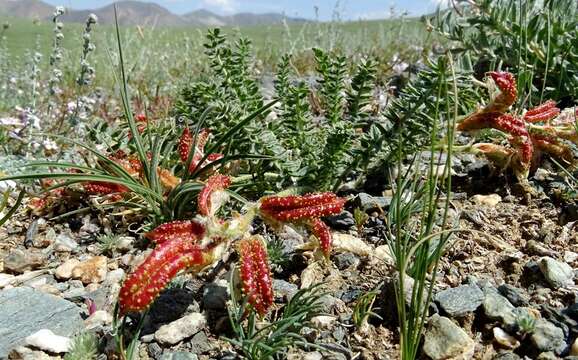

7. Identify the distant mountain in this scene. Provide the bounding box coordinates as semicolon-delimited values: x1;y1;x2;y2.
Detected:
0;0;308;27
60;1;188;27
0;0;54;20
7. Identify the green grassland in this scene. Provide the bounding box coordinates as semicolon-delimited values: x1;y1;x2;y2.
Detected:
0;15;434;91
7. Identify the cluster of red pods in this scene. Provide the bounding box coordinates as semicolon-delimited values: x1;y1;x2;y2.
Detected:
118;174;345;316
457;71;572;179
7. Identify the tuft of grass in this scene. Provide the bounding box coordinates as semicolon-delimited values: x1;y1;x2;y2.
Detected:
352;290;381;330
384;54;459;360
226;279;326;360
97;233;122;255
64;332;99;360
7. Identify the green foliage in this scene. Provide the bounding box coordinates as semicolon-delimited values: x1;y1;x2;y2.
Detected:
516;311;536;335
226;282;325;360
352;290;381;329
64;332;98;360
384;55;459;360
431;0;578;104
177;30;390;192
353;207;369;233
97;233;122;255
382;57;482;163
347;58;378;121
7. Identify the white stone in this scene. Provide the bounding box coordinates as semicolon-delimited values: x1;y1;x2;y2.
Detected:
105;268;125;284
472;194;502;207
84;310;113;329
493;327;520;349
331;233;372;256
25;329;71;353
310;315;336;330
154;313;206;345
373;245;394;264
0;273;15;288
55;259;81;280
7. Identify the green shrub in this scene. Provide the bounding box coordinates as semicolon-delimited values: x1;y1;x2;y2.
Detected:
431;0;578;105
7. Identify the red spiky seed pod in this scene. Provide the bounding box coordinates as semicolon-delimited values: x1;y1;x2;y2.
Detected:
238;237;274;316
145;220;206;244
198;174;232;216
310;218;332;258
488;71;517;112
531;132;573;162
494;114;528;137
261;192;337;211
178;127;192;163
179;128;211;162
83;181;128;195
118;237;211;314
262;197;345;223
456;111;503;132
523;100;560;123
508;135;533;170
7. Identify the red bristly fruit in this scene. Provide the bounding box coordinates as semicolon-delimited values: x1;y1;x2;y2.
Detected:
145;220;206;244
178;128;220;173
259;193;345;256
261;192;337;211
310;218;332;258
523;100;560;123
488;71;517;112
198;174;231;216
118;220;211;314
238;237;274;316
457;72;518;132
83;181;128;195
261;197;345;222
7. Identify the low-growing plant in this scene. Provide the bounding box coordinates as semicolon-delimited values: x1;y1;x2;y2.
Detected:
353;207;369;233
431;0;578;104
97;233;122;255
226;282;326;360
455;70;578;186
516;311;536;337
385;55;458;360
352;290;381;330
64;332;99;360
113;174;345;355
175;29;392;193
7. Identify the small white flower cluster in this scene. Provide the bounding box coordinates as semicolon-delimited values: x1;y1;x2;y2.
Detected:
77;14;98;86
48;6;66;96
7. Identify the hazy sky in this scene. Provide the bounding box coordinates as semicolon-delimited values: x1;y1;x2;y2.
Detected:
42;0;448;20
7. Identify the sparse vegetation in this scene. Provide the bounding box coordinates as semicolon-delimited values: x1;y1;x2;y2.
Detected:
0;0;577;359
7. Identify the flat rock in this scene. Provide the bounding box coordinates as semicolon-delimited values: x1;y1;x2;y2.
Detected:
202;280;229;311
84;310;113;329
472;194;502;207
71;256;107;284
483;290;517;328
0;287;83;358
273;279;298;302
325;211;355;230
530;319;566;355
55;259;81;280
423;314;475;360
54;233;78;252
25;329;71;354
160;352;198;360
3;249;45;274
0;273;15;288
352;193;392;212
435;285;484;317
497;284;529;307
538;257;574;289
154;313;206;345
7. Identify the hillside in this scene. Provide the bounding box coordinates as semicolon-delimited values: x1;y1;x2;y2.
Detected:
0;0;307;27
